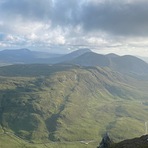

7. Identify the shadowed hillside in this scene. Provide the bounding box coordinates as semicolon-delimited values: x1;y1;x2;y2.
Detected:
67;52;148;76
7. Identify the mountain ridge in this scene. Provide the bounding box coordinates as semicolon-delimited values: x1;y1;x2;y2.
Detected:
65;51;148;75
0;48;148;77
0;48;62;64
48;48;92;64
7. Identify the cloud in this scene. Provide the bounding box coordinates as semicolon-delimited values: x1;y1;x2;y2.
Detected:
0;33;6;41
0;0;148;56
1;0;148;36
0;0;51;22
50;0;148;36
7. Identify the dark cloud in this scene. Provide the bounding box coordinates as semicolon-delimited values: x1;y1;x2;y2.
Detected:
0;0;51;21
80;1;148;36
51;0;81;26
50;0;148;36
1;0;148;36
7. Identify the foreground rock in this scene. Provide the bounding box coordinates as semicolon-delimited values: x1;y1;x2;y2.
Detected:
97;133;113;148
98;134;148;148
112;135;148;148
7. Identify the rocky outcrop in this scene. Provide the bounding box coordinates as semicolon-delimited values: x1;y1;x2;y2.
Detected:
97;134;148;148
97;133;113;148
113;135;148;148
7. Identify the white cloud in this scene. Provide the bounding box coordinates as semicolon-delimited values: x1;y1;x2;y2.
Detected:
0;42;8;47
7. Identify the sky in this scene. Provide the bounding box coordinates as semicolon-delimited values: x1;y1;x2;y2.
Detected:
0;0;148;56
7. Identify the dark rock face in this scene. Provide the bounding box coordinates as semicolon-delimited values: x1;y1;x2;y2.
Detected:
113;135;148;148
98;134;148;148
97;133;113;148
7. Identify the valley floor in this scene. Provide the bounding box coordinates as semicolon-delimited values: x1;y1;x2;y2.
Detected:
0;133;98;148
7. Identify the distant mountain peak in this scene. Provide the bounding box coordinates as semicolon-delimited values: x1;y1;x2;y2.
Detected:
106;53;119;58
68;51;111;67
2;48;30;52
18;48;31;52
50;48;92;64
69;48;92;55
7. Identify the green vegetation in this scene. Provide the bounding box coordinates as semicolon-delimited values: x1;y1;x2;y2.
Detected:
0;134;98;148
0;64;148;147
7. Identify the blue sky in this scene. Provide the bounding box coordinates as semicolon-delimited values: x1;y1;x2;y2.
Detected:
0;0;148;56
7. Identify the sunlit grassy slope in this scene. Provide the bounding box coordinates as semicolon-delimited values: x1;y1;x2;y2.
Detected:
0;64;148;148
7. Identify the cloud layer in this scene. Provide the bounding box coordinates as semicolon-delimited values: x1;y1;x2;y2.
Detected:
0;0;148;56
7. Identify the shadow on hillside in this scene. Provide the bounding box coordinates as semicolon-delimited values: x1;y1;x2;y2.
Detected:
45;114;60;141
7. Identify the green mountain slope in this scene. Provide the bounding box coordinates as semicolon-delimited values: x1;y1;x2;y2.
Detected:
0;65;148;147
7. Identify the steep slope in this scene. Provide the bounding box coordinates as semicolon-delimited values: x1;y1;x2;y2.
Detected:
0;64;148;146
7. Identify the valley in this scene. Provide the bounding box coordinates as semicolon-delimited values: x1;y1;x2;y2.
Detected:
1;0;148;147
0;61;148;147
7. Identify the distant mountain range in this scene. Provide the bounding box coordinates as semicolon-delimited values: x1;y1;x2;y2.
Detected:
0;48;62;64
1;48;148;76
